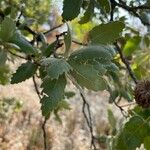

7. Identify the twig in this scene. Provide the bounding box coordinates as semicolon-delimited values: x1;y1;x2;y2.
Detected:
119;102;136;108
110;0;116;21
43;24;63;35
113;99;128;118
32;75;41;100
113;0;150;26
80;92;97;150
8;50;27;60
72;40;88;46
42;118;47;150
32;75;47;150
67;75;97;150
132;5;150;10
16;21;37;36
115;42;138;84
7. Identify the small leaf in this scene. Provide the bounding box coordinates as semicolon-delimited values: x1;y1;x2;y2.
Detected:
11;61;38;84
41;75;67;118
0;17;16;41
97;0;111;14
9;32;35;54
144;136;150;150
64;23;72;57
42;41;56;57
62;0;83;21
41;58;72;79
79;0;94;24
89;21;125;44
41;75;67;99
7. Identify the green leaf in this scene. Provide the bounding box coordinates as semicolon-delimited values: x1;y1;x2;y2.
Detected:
41;58;72;79
62;0;83;21
42;41;56;57
41;75;67;118
41;75;66;99
123;36;141;57
64;23;72;57
115;116;150;150
70;64;107;91
0;49;7;66
132;106;150;120
68;46;116;91
79;0;94;24
144;136;150;150
11;61;38;84
0;17;16;41
9;32;35;54
97;0;111;14
89;21;125;44
68;45;115;63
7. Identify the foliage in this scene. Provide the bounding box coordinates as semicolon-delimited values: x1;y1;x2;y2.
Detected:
0;0;150;149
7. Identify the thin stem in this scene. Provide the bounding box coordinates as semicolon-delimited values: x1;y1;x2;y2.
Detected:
68;75;97;150
120;102;136;108
8;50;27;60
42;118;47;150
43;24;63;35
72;40;88;46
113;0;150;26
32;75;47;150
115;42;138;84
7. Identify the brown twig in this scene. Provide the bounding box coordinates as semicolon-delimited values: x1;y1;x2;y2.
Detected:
42;118;47;150
80;92;97;150
112;0;150;26
8;50;27;60
32;75;47;150
72;40;88;46
67;75;97;150
115;42;138;84
43;24;63;35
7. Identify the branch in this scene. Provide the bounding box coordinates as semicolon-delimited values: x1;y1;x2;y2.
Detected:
67;75;97;150
32;75;47;150
113;97;128;118
72;40;87;46
133;5;150;10
80;92;97;150
115;42;138;84
8;50;27;60
43;24;63;35
16;21;37;36
119;102;136;108
42;118;47;150
113;0;150;26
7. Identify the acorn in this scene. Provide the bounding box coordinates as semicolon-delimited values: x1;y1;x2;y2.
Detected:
134;80;150;108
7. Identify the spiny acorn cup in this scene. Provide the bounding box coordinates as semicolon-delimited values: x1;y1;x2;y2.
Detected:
134;80;150;108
